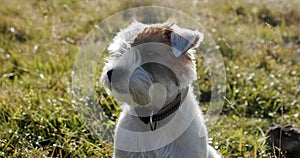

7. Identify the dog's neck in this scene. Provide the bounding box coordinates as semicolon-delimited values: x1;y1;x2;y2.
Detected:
135;87;189;130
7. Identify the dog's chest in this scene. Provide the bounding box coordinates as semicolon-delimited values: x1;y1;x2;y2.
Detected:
114;104;209;158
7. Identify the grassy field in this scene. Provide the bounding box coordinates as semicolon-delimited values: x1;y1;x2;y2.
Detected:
1;0;299;157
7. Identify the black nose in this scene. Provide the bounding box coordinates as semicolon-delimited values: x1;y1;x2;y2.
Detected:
107;69;113;82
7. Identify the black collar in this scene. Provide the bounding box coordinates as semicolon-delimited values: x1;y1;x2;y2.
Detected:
135;87;189;130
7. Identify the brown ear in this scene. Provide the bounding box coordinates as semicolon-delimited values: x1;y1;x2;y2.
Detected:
170;25;203;57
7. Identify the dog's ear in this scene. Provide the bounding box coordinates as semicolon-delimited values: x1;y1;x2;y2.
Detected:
170;26;203;57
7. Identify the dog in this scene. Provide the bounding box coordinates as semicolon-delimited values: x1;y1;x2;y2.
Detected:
100;20;221;158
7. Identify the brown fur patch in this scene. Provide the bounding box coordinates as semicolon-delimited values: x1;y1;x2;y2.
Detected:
183;53;193;62
132;22;194;62
131;27;173;47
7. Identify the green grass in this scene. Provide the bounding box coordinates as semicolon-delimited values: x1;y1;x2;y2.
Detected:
1;0;299;157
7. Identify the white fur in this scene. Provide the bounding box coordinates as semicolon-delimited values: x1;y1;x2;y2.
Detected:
100;21;221;158
113;88;221;158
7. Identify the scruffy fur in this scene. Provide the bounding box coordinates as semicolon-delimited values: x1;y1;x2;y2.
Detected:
100;21;221;158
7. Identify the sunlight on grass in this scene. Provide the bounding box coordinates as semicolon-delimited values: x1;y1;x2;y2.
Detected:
0;0;299;157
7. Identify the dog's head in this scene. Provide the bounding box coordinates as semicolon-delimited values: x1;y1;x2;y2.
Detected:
100;21;203;109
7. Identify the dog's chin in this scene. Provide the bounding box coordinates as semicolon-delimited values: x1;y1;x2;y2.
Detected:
130;94;151;106
109;89;151;107
101;78;152;107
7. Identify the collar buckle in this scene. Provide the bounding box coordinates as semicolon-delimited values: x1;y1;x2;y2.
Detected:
136;87;189;131
149;114;157;131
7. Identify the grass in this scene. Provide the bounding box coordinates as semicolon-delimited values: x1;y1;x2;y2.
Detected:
0;0;299;157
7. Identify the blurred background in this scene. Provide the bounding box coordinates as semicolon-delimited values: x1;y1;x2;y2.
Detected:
0;0;299;157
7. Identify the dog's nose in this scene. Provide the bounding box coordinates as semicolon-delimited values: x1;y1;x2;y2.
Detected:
107;69;113;83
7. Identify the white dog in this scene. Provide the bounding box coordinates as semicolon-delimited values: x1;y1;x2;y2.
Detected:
100;20;221;158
